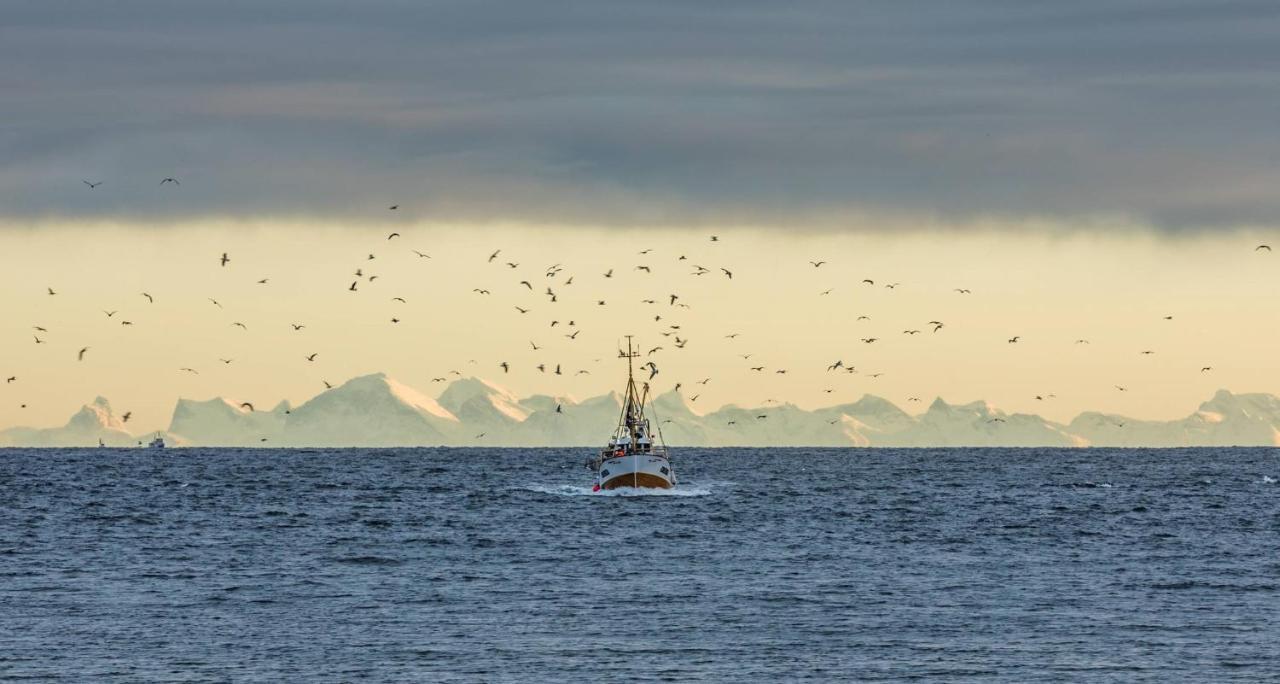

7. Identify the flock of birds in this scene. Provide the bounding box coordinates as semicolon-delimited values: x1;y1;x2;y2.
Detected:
3;178;1278;435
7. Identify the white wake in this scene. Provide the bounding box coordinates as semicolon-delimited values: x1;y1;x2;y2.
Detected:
521;483;716;497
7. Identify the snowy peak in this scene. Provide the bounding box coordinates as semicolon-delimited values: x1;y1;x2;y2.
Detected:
437;377;530;423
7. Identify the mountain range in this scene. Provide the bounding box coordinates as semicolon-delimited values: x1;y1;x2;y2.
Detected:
3;373;1280;448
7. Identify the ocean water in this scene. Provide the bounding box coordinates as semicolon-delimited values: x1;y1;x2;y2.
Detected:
1;447;1277;683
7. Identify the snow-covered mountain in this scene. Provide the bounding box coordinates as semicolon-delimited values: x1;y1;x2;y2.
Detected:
0;397;144;447
5;378;1280;448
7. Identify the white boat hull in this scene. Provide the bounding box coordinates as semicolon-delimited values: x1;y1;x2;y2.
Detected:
599;453;674;490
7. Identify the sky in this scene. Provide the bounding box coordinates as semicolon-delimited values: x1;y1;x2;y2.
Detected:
3;2;1280;433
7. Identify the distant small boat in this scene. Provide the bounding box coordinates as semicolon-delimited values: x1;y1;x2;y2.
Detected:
147;434;165;449
586;337;675;490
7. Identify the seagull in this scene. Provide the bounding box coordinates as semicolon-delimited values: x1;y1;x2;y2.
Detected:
1201;366;1213;372
809;261;827;268
306;353;318;362
1115;385;1128;392
500;361;510;373
240;402;255;412
141;292;154;303
103;310;117;318
954;288;971;294
636;265;651;273
257;278;269;285
4;377;14;383
1075;339;1090;344
515;306;530;314
220;253;230;267
861;279;874;285
232;322;247;330
603;269;613;278
1008;336;1020;343
122;411;132;422
77;347;89;361
488;250;501;263
47;287;56;296
1256;245;1272;251
291;323;305;331
219;358;233;364
412;250;430;259
710;236;719;242
530;341;541;350
720;268;733;279
1140;350;1155;355
208;298;222;308
348;281;359;291
555;404;563;414
323;380;333;389
472;289;490;294
179;367;199;375
160;177;180;185
861;337;878;344
83;180;103;189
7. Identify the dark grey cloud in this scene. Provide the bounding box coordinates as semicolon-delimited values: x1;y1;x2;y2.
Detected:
4;0;1280;229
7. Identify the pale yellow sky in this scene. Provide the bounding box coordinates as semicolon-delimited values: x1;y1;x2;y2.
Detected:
2;218;1278;434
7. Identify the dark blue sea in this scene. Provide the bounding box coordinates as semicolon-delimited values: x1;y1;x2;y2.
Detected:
1;448;1277;682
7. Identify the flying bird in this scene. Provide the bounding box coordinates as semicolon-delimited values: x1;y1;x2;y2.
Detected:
220;253;230;267
160;177;180;185
1008;336;1020;343
412;250;430;259
240;402;255;412
83;180;103;189
141;292;153;303
77;347;89;361
1256;245;1272;251
809;261;826;268
499;361;510;373
306;353;318;362
122;411;131;422
488;250;501;263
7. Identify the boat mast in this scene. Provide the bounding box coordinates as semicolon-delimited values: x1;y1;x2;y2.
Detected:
615;336;645;445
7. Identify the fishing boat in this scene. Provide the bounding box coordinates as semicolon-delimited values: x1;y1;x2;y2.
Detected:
587;337;675;490
146;434;165;449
